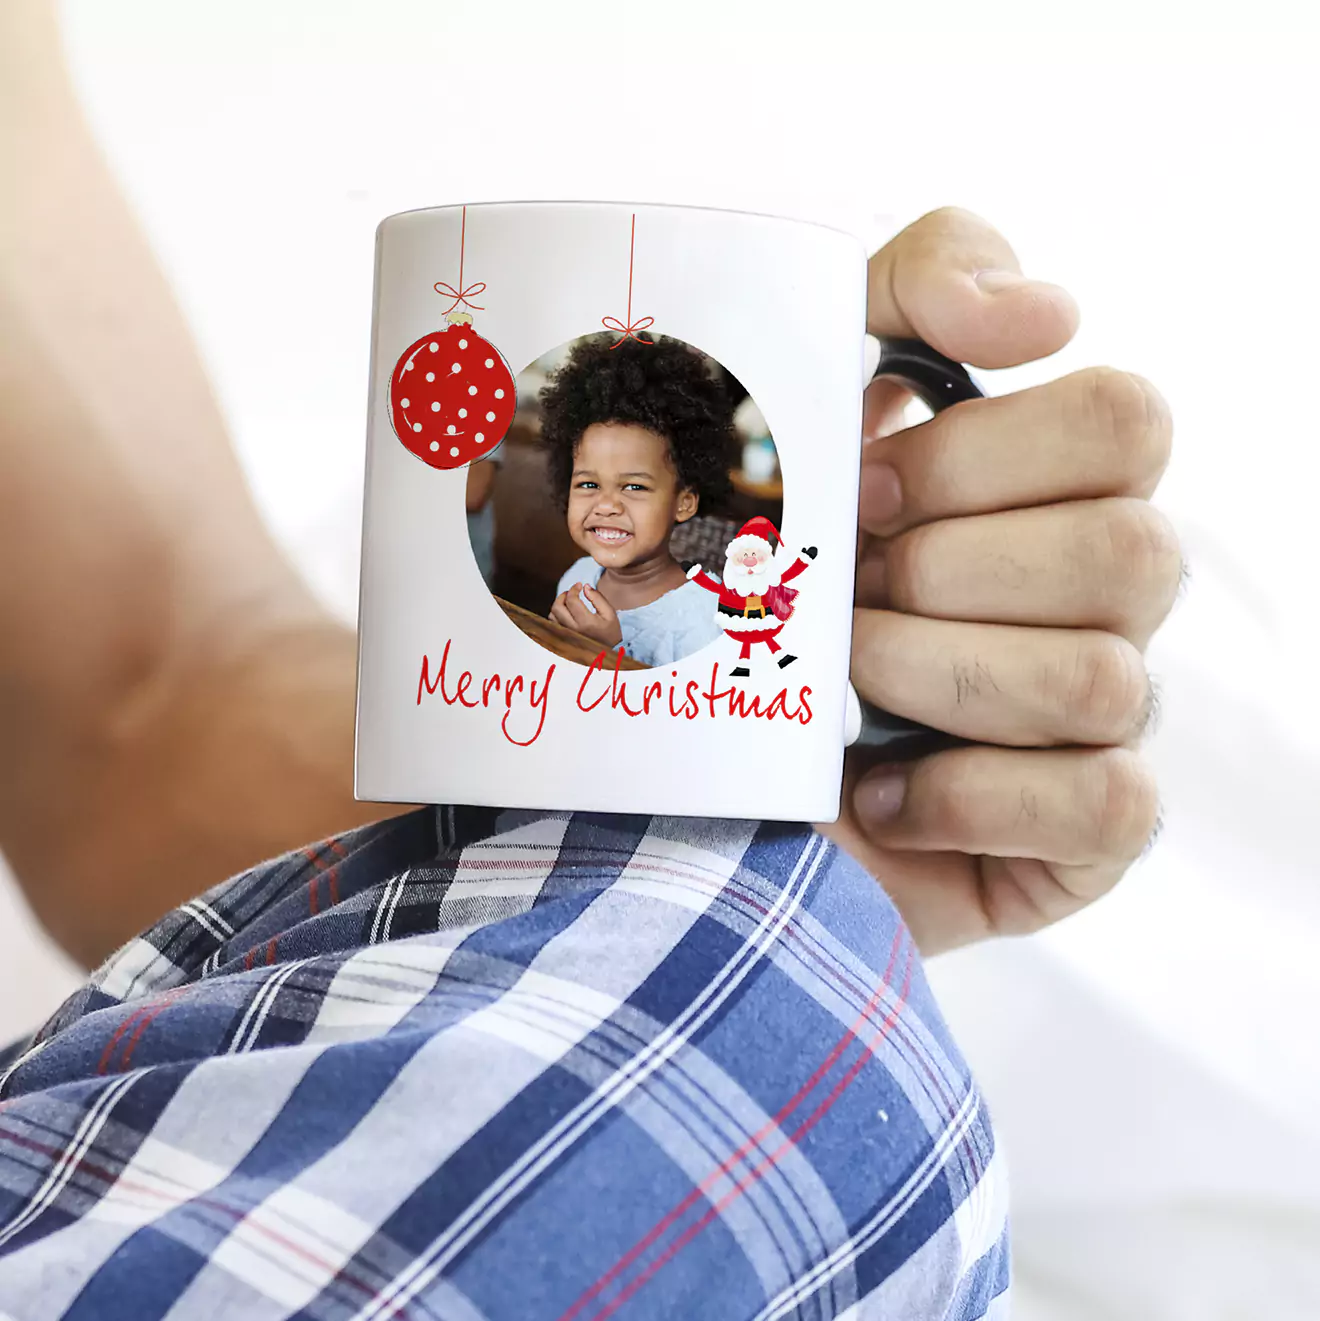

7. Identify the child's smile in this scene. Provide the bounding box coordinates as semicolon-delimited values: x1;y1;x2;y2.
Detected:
568;423;697;572
587;525;633;548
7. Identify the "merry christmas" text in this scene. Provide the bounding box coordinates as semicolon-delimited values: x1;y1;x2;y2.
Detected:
416;641;813;746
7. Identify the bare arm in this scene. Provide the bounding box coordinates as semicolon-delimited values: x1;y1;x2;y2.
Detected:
465;458;498;514
0;0;394;967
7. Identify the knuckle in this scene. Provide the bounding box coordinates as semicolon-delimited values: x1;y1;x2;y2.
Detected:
1099;500;1184;601
882;525;940;611
1059;634;1150;742
922;754;982;846
1083;748;1161;860
1078;367;1174;471
903;206;1003;259
918;204;986;235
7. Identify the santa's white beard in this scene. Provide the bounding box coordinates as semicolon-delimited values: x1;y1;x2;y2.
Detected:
723;554;781;597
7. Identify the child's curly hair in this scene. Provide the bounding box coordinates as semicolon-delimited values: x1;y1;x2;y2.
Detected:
538;334;736;513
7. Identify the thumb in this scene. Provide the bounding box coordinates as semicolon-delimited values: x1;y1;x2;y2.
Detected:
867;207;1079;369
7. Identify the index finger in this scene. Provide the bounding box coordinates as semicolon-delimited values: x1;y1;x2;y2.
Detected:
867;207;1079;369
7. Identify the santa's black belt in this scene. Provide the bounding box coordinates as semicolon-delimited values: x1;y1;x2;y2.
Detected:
719;603;767;619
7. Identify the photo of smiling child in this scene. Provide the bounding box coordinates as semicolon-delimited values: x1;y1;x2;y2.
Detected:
539;334;741;667
470;331;784;670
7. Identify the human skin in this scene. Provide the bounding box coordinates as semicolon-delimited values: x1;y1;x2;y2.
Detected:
0;0;1176;966
549;422;699;648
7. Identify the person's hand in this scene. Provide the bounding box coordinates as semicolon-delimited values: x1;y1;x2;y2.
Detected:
817;207;1180;957
549;583;624;649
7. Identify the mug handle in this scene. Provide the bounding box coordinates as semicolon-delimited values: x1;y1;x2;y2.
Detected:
845;337;986;757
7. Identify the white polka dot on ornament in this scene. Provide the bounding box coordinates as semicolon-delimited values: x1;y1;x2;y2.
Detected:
405;361;414;371
450;446;460;457
447;425;456;434
458;408;467;417
431;402;441;412
459;339;468;349
468;386;478;395
429;342;438;352
486;412;495;422
476;432;485;443
401;398;410;408
451;363;461;374
430;441;439;452
413;423;422;432
484;358;494;368
426;372;435;382
494;389;505;399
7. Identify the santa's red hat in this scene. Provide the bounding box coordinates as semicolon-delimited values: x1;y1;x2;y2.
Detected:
725;516;782;559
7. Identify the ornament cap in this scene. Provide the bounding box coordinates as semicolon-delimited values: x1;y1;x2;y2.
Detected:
446;311;474;327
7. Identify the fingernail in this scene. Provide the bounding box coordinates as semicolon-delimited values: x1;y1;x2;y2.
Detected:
859;464;903;529
973;268;1027;293
855;770;907;825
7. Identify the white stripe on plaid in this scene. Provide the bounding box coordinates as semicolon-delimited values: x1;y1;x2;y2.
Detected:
367;871;410;946
303;939;462;1045
0;1048;329;1317
180;899;234;942
953;1148;1010;1278
756;1085;983;1320
350;831;827;1321
168;819;763;1321
0;809;1010;1320
95;936;185;1004
0;1073;138;1250
0;1038;48;1099
228;960;311;1054
443;813;571;907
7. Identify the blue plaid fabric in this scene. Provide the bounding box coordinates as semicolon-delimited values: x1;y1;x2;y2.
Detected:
0;807;1009;1320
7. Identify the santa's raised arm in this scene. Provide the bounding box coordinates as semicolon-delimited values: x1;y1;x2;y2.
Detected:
684;516;818;677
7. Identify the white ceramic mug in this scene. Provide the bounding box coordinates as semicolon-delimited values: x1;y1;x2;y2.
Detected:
354;201;980;822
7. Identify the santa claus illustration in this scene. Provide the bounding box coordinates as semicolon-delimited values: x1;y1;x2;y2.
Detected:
685;516;818;677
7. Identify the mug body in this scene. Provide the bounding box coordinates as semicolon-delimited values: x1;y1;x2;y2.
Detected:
355;200;866;821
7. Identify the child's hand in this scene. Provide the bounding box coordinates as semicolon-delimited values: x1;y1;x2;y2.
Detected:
549;583;623;649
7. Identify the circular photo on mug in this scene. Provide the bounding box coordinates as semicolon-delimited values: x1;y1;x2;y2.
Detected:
466;330;784;671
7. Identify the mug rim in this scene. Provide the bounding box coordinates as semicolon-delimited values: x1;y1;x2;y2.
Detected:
375;198;863;248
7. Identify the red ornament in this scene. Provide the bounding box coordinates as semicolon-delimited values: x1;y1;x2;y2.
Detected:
389;319;516;470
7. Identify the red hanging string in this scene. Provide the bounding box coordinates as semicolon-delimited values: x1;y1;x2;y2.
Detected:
602;213;654;347
434;205;487;314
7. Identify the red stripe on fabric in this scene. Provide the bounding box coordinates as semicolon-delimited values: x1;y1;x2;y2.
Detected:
327;866;339;907
304;837;349;872
518;846;968;1177
588;945;916;1321
608;851;973;1166
96;1005;153;1076
0;1127;397;1307
309;874;320;917
265;938;277;966
560;926;906;1321
95;989;189;1075
116;989;189;1073
244;948;256;972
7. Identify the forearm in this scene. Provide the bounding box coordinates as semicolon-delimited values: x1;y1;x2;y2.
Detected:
0;5;394;966
9;618;389;968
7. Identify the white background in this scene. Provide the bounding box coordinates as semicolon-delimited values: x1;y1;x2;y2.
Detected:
2;2;1318;1316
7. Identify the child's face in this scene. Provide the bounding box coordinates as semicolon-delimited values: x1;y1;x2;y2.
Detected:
567;423;698;570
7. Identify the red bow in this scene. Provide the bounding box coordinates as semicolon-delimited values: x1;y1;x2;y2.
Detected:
601;313;655;348
603;213;653;349
433;280;487;315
